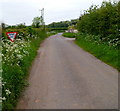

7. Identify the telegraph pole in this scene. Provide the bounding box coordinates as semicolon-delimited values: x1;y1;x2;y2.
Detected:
40;8;45;30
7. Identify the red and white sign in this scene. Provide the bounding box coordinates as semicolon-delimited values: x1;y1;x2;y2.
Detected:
6;32;18;42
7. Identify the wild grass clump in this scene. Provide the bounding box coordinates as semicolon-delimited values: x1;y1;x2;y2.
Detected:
1;28;47;110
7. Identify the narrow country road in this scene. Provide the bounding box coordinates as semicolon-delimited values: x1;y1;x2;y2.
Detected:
17;33;118;109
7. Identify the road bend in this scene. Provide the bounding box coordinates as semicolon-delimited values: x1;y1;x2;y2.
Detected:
17;33;118;109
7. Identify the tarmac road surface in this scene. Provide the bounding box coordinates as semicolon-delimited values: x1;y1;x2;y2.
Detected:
17;33;118;109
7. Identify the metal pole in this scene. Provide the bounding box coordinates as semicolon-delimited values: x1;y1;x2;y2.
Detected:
40;8;45;30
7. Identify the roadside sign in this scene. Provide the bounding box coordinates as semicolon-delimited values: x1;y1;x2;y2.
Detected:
6;32;18;42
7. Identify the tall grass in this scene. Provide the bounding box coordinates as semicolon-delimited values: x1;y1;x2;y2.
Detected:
62;32;119;71
2;28;47;110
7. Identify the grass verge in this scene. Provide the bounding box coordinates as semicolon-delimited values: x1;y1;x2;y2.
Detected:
62;32;76;38
63;32;119;71
2;29;47;110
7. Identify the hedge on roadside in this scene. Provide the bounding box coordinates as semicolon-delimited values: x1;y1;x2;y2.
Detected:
2;28;47;110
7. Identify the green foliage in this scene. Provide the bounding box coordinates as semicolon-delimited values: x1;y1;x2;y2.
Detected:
5;23;27;29
75;33;119;70
32;17;42;28
77;1;119;47
47;31;57;36
76;1;119;70
16;23;26;28
62;32;119;70
47;19;78;29
62;32;76;38
47;27;67;32
46;19;78;32
2;28;47;110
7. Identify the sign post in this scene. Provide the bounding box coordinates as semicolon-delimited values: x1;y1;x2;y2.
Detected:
6;32;18;42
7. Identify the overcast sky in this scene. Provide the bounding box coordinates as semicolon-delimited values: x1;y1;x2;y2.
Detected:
0;0;111;25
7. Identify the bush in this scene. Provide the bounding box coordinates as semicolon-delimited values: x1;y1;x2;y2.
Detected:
77;1;119;48
1;28;47;110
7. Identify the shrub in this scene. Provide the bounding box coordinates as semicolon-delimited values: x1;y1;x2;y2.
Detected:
1;28;47;110
77;1;119;48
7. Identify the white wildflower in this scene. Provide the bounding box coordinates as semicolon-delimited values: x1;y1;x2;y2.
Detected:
5;89;11;95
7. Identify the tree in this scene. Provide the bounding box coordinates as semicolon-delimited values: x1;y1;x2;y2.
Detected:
32;17;42;28
77;1;119;46
16;23;26;28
